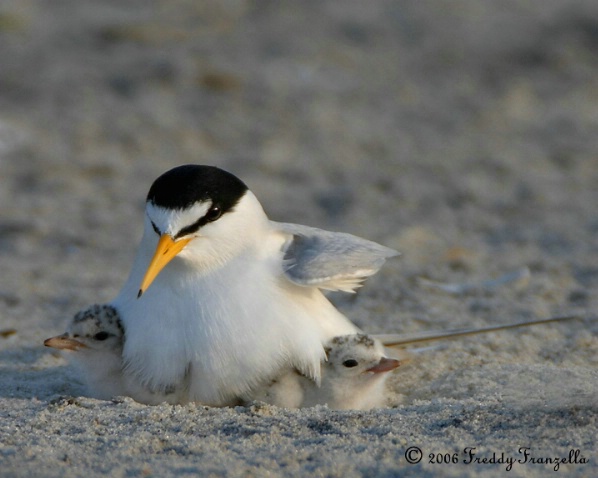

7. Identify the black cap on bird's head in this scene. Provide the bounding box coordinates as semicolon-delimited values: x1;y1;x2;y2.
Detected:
138;165;249;298
147;165;248;212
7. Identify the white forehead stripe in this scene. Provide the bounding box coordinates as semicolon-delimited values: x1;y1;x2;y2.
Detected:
147;201;212;236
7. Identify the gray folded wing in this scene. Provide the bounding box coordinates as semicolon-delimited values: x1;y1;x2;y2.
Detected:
276;222;399;292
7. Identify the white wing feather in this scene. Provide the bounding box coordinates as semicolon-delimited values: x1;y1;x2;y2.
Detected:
275;222;399;293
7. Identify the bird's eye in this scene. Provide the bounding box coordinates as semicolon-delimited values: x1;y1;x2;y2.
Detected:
94;332;110;341
205;206;222;222
342;359;359;368
151;221;161;236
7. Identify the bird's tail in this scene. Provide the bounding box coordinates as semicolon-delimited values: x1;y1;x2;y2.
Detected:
374;315;583;348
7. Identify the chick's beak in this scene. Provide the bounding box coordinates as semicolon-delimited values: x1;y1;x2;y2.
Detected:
365;357;401;374
138;234;192;297
44;333;87;351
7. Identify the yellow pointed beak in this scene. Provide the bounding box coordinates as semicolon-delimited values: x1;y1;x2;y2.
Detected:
44;333;87;351
138;234;192;297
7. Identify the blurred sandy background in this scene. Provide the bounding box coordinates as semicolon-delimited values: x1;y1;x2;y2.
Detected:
1;1;597;476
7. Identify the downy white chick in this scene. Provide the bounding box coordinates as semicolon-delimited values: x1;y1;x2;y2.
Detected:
245;334;401;410
44;304;126;400
44;304;188;404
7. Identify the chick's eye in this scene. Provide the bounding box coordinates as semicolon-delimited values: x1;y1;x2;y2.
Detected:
205;206;222;222
94;332;110;341
151;221;161;236
342;359;359;368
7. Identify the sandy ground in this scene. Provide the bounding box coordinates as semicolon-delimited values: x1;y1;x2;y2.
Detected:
1;1;597;476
